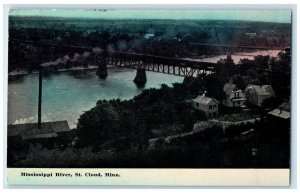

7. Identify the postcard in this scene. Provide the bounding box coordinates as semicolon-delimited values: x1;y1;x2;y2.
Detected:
6;8;292;186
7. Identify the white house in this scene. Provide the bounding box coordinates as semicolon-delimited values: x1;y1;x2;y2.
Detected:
223;83;246;107
244;85;275;106
192;95;219;119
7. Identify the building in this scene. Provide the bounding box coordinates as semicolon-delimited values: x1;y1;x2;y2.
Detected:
223;83;246;107
267;102;290;128
191;95;219;119
7;121;71;163
8;120;70;141
244;85;275;106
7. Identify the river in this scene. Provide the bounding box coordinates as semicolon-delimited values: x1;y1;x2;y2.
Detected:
8;68;184;128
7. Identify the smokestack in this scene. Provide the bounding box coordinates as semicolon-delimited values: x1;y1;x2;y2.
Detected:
38;67;43;129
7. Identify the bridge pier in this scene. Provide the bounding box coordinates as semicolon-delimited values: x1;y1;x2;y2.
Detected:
133;68;147;88
96;54;108;79
96;63;108;79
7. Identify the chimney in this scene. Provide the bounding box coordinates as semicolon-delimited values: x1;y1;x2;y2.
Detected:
279;108;282;115
38;67;43;129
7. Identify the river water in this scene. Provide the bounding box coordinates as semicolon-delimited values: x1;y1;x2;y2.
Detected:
184;50;281;63
8;68;184;128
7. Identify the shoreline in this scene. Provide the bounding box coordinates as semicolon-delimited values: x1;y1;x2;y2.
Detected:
8;65;113;76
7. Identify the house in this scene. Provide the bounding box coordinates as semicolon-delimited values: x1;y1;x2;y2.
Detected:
191;95;219;119
223;83;246;107
244;85;275;106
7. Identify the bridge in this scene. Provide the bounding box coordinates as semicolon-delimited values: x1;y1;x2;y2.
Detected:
10;38;280;86
9;38;220;85
94;51;218;86
105;52;215;75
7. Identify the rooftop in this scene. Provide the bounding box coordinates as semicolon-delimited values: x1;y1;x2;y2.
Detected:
268;109;290;119
193;95;219;105
246;85;274;96
223;83;238;94
8;120;70;140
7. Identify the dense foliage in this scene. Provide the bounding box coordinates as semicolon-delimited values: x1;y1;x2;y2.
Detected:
77;82;209;146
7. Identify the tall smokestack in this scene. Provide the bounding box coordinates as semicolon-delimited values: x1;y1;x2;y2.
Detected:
38;67;43;129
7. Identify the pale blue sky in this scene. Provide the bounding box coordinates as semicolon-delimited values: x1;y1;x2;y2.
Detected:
9;9;291;23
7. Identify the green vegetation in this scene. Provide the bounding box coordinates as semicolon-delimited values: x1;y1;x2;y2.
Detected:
77;83;207;147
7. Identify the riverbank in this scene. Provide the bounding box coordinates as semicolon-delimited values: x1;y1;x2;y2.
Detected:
8;65;100;76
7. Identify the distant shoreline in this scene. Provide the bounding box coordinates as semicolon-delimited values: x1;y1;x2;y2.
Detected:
8;65;115;77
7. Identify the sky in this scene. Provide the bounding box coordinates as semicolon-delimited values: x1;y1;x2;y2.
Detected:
9;9;291;23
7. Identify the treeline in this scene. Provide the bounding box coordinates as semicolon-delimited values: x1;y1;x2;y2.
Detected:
9;17;291;72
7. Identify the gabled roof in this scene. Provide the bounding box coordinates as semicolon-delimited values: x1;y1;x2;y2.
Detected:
193;95;219;105
246;85;274;96
223;83;237;94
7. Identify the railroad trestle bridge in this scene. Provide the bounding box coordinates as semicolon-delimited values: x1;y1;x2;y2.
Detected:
94;52;218;85
110;53;215;76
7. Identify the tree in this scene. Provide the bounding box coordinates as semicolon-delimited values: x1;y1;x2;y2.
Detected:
269;50;291;99
201;74;226;101
232;75;247;90
253;55;270;66
77;102;120;145
216;54;235;78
